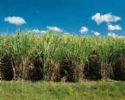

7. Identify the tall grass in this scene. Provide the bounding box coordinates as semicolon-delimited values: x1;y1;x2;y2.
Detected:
0;31;125;81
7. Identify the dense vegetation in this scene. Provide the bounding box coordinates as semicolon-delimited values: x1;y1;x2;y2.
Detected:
0;31;125;82
0;81;125;100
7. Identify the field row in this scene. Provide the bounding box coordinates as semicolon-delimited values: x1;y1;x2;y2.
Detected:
0;32;125;82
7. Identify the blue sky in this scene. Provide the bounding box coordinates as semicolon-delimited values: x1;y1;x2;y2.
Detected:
0;0;125;36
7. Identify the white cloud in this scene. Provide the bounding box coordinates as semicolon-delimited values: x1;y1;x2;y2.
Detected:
80;26;89;34
28;29;47;34
4;16;26;25
92;31;100;36
92;13;121;24
117;36;125;38
108;32;118;38
108;24;122;31
108;32;125;38
47;26;63;32
63;32;70;35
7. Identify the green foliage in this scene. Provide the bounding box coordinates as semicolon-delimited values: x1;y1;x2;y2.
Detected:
1;32;125;62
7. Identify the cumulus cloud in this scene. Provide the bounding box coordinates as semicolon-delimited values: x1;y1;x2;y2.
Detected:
28;29;47;34
92;13;121;24
108;32;118;38
92;31;100;36
63;32;70;35
108;24;122;31
4;16;26;25
108;32;125;38
80;26;89;34
47;26;63;32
